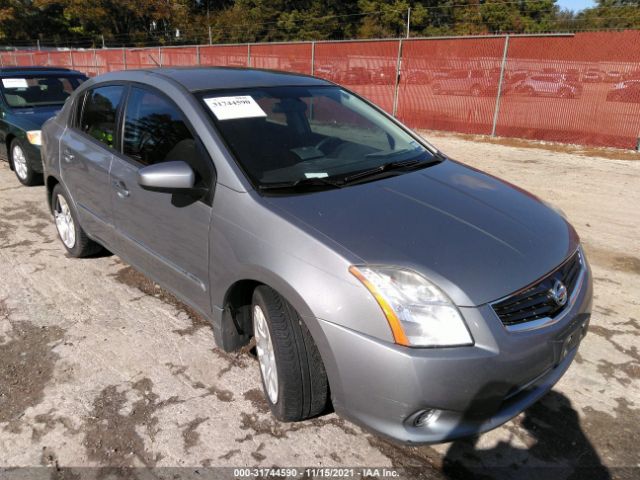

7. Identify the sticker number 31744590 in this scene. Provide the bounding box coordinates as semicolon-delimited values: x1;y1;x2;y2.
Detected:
204;95;267;121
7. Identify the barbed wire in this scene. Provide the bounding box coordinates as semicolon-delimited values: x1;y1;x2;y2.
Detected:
0;4;637;50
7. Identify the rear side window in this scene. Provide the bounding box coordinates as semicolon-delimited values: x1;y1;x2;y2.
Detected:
80;85;124;149
122;87;195;167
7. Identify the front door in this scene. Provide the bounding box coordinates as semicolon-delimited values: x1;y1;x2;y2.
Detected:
60;85;125;245
110;86;215;315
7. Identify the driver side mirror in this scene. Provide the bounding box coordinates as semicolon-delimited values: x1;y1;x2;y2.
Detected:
137;161;203;194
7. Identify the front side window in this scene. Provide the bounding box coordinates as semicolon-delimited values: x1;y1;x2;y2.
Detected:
1;75;85;108
199;86;438;190
80;85;124;148
123;87;196;167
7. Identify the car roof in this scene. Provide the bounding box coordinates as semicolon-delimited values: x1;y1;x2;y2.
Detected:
146;67;332;92
0;66;86;77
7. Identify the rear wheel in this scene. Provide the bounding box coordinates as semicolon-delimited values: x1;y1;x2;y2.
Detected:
52;184;103;257
10;138;41;186
252;286;328;421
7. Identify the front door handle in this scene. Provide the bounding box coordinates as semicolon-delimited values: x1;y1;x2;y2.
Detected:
62;150;74;163
112;179;130;198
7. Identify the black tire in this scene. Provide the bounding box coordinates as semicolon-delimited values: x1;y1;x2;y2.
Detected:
51;184;103;258
252;286;328;422
10;138;42;186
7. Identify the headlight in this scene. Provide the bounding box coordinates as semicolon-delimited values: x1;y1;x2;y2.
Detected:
26;130;42;146
349;266;473;347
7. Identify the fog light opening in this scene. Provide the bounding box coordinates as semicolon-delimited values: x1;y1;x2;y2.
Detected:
413;409;441;428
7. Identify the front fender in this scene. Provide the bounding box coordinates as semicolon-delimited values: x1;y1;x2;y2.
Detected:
209;185;396;344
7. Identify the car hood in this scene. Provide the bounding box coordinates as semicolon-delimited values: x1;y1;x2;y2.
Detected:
264;160;579;307
7;106;62;131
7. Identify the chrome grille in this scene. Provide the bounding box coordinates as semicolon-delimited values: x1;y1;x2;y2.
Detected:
492;250;583;327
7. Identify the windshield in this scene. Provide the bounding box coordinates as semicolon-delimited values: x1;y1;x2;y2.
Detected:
199;86;438;189
1;75;85;108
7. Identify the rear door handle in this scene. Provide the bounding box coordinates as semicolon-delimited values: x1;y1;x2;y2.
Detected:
112;179;130;198
62;149;74;163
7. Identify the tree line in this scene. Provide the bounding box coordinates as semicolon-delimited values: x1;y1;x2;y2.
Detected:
0;0;638;48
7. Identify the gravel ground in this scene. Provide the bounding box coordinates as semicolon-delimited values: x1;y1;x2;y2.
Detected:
0;132;638;479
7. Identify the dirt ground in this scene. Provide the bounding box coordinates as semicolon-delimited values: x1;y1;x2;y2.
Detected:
0;132;638;479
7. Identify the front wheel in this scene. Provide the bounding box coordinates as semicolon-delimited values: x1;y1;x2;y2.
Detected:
252;286;328;421
10;139;41;186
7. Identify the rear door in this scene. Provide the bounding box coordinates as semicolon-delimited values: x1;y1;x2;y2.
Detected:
109;85;215;314
60;84;125;245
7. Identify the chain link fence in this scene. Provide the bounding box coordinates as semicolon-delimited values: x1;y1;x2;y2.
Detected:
1;30;639;149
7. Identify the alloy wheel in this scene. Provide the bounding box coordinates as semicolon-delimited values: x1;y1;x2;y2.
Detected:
253;304;279;404
12;144;28;180
54;194;76;248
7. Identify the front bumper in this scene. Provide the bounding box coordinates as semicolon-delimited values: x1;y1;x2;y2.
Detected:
318;264;592;444
23;142;43;173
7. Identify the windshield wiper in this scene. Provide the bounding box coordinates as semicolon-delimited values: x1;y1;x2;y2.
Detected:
340;156;442;185
258;176;344;192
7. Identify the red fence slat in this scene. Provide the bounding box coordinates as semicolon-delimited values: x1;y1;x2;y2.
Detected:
32;51;50;67
49;51;73;68
495;31;640;149
199;45;248;67
314;40;399;113
161;47;198;67
71;50;98;76
95;49;126;75
250;43;312;75
9;31;640;150
14;52;35;66
125;47;162;69
397;37;505;135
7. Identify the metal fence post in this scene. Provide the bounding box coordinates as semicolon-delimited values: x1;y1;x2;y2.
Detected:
392;38;403;117
93;48;97;75
247;43;251;67
311;41;315;76
491;34;510;137
122;47;127;70
196;45;201;65
70;50;74;69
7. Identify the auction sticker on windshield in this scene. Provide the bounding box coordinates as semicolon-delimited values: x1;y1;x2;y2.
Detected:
2;78;28;89
204;95;267;121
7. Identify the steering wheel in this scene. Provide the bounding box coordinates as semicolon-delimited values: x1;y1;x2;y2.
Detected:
137;131;155;154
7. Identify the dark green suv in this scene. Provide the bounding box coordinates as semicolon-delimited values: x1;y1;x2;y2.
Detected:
0;67;87;185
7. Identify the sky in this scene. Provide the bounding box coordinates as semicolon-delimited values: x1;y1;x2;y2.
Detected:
556;0;596;11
